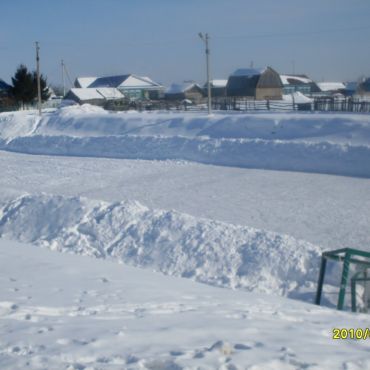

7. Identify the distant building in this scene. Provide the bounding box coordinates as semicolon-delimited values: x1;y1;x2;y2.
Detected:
226;67;283;100
86;74;164;100
64;88;125;106
342;81;358;97
316;82;346;95
0;79;12;109
0;79;11;97
203;80;228;97
280;74;320;96
165;82;204;103
357;78;370;97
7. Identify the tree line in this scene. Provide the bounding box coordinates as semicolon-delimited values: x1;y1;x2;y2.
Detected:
1;65;50;108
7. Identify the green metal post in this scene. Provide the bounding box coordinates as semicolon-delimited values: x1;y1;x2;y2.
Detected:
337;251;350;310
351;277;357;312
315;256;327;305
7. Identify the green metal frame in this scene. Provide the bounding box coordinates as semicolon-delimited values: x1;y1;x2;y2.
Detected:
315;248;370;311
351;271;370;312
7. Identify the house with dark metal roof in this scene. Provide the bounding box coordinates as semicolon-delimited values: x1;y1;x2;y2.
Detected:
226;67;283;100
87;74;164;100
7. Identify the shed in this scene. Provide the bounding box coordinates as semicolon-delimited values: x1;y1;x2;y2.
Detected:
204;79;228;97
317;82;346;95
226;67;283;100
165;82;204;103
64;88;125;106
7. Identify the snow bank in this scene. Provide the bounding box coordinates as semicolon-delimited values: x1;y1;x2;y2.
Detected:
4;134;370;178
0;194;322;299
1;107;370;177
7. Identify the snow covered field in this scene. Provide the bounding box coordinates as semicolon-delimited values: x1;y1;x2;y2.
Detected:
0;106;370;368
1;239;370;370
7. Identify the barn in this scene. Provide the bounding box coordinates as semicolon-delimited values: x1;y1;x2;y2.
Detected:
64;88;125;106
226;67;283;100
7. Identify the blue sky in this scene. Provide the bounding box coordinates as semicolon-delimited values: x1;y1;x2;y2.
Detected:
1;0;370;88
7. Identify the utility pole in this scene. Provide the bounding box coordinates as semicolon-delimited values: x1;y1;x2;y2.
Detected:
35;41;42;116
198;32;212;115
61;59;66;97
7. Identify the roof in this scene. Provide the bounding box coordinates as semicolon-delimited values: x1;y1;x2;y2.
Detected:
209;80;228;88
165;82;202;94
280;74;313;85
89;74;163;90
0;79;11;90
67;88;124;101
317;82;346;92
75;77;97;88
231;68;267;77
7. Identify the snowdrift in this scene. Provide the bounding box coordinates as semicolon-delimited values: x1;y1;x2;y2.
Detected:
1;106;370;177
4;134;370;178
0;194;322;299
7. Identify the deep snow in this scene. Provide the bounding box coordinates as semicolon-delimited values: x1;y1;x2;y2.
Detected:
0;194;323;300
1;239;370;370
0;107;369;368
1;107;370;177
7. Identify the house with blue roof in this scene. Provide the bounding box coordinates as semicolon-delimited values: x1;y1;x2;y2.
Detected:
75;74;164;101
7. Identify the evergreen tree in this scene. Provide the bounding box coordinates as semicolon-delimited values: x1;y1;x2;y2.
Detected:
11;65;34;107
11;65;51;107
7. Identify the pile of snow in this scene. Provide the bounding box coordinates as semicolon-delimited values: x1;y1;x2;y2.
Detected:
283;91;313;104
0;194;323;299
5;134;370;178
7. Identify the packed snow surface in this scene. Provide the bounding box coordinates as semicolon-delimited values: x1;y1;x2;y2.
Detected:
1;239;370;370
1;150;369;251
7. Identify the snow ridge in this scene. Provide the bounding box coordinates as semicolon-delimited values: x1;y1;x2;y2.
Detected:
0;194;322;300
3;134;370;178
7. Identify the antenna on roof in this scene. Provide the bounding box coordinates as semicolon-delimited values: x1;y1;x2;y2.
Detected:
250;60;254;68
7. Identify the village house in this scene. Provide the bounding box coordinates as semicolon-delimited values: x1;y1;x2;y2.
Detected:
81;74;165;100
226;67;283;100
280;74;320;96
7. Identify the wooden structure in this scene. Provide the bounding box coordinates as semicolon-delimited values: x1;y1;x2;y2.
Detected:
226;67;283;100
165;82;204;103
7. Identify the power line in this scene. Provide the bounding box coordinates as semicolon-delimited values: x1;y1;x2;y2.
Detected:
213;24;370;41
